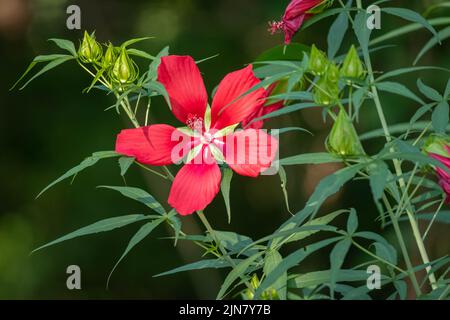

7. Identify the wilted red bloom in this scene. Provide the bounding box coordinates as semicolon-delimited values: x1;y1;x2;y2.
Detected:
241;83;284;129
115;56;278;215
429;145;450;203
269;0;323;44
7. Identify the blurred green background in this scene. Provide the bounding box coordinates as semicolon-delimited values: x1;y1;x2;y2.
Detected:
0;0;449;299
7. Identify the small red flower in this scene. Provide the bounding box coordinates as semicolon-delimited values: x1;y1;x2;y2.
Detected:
429;145;450;203
269;0;323;44
115;56;278;215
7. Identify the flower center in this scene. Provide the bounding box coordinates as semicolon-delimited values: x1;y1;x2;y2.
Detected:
186;114;203;132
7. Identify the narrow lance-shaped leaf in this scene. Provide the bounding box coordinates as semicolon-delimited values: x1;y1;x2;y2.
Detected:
330;238;352;299
32;214;150;253
327;0;350;59
432;101;449;134
119;157;135;176
417;79;442;102
107;218;165;287
220;168;233;223
98;186;166;215
36;151;120;198
263;250;287;300
48;38;77;56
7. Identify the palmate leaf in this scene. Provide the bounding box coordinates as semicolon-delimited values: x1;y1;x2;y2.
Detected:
32;214;151;253
107;217;165;287
98;186;166;215
36;151;120;198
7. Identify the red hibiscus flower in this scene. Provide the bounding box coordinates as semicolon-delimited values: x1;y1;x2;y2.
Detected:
269;0;324;44
115;55;279;215
429;145;450;203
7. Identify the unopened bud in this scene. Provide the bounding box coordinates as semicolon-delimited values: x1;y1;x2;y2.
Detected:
78;31;103;64
308;44;328;76
111;48;138;85
102;42;117;69
327;109;365;157
340;45;365;81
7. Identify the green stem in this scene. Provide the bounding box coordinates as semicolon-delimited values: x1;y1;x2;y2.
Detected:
382;195;422;297
197;211;253;291
355;0;437;290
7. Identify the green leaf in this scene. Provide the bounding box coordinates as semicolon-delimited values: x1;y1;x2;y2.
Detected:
368;161;391;201
302;8;355;30
346;209;358;235
417;79;443;101
382;8;438;39
445;78;450;99
376;81;424;104
255;237;341;299
353;9;372;56
147;46;169;82
48;38;77;56
32;214;150;253
432;101;449;134
373;241;397;265
127;48;155;60
217;252;263;300
98;186;166;215
220;168;233;224
120;37;153;48
279;152;343;166
263;250;287;300
376;66;450;82
409;103;436;127
118;157;135;176
327;1;350;59
288;269;369;289
278;166;291;213
330;238;352;299
168;211;182;246
107;218;164;287
284;209;347;244
359;121;450;140
154;259;235;277
146;81;171;110
214;231;256;257
250;102;317;124
276;127;313;136
415;26;450;65
36;151;120;198
15;55;74;90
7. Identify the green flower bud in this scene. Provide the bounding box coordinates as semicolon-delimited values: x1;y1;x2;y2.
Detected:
78;31;103;64
423;135;450;157
308;44;328;76
102;42;116;69
340;45;365;81
110;48;138;85
313;76;339;105
327;109;365;157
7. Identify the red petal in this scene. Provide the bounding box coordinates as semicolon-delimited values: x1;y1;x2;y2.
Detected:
158;55;208;124
115;125;188;166
168;160;221;215
210;65;267;130
224;129;279;177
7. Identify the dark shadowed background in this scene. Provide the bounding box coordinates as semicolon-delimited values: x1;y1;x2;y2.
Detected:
0;0;448;299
